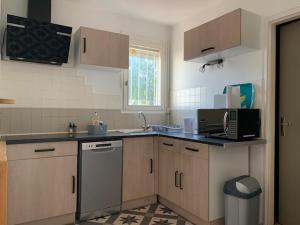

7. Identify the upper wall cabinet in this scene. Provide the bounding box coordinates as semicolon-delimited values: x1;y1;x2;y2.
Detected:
76;27;129;69
184;9;261;62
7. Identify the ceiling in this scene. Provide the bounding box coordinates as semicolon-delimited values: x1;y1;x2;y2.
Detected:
73;0;222;25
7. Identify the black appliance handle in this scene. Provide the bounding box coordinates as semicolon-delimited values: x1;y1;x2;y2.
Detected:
223;111;229;135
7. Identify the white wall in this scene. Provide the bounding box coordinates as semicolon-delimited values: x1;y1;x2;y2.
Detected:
170;0;300;112
0;0;171;109
170;0;300;223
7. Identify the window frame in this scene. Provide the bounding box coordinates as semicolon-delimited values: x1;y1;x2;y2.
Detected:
122;37;168;113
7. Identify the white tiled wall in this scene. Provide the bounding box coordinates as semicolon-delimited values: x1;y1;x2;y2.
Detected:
171;86;213;110
0;60;123;109
0;0;171;110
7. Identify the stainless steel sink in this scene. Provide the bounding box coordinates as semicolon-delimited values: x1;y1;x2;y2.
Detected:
128;131;156;135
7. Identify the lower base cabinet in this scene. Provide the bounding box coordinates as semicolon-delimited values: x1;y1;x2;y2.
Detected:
6;142;77;225
158;137;249;225
158;137;209;222
122;137;155;202
181;152;209;221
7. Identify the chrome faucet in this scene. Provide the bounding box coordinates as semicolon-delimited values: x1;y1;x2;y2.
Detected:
138;111;151;131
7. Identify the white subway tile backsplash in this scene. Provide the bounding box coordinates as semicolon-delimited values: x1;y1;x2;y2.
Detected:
171;86;210;110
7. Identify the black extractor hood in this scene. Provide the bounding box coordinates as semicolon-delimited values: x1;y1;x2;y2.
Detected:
28;0;52;23
6;0;72;65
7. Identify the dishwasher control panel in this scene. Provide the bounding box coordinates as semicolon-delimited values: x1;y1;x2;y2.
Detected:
81;140;122;150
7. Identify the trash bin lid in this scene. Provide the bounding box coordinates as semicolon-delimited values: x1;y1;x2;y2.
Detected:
223;175;262;199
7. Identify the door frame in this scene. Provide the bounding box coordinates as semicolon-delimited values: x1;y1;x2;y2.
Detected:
265;6;300;225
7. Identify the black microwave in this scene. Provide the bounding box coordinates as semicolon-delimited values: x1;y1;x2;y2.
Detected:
197;109;261;141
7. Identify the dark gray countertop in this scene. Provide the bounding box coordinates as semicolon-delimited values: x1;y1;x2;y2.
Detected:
2;131;266;147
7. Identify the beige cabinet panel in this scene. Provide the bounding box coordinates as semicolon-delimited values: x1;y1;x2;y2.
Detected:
184;21;219;61
80;27;110;67
158;147;181;206
7;156;77;225
109;32;129;69
184;8;259;62
180;153;209;221
79;27;129;69
7;141;77;161
217;9;241;51
123;137;154;202
158;137;209;221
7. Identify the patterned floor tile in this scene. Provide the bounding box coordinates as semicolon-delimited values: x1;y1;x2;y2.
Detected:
81;203;193;225
154;204;177;217
88;215;111;223
149;217;178;225
113;213;144;225
129;205;151;213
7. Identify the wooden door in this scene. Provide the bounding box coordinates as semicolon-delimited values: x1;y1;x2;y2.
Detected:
123;137;154;202
217;9;241;52
80;27;110;67
277;20;300;225
180;153;209;221
184;18;219;60
158;147;181;206
7;156;77;225
109;32;129;69
180;142;209;221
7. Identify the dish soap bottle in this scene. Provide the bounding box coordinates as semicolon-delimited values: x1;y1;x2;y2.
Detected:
92;112;100;126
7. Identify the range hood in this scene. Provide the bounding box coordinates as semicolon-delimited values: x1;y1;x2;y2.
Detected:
28;0;52;23
6;0;72;65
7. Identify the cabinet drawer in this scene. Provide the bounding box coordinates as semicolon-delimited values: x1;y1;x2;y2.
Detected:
7;141;77;161
159;137;180;152
180;141;209;160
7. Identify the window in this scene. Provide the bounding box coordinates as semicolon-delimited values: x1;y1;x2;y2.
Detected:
123;41;167;112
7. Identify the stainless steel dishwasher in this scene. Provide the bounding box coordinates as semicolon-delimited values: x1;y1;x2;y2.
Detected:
77;140;122;221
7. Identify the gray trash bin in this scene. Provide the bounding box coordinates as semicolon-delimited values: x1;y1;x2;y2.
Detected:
223;175;262;225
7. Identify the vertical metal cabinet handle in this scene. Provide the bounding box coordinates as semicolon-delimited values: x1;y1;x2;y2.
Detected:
179;173;183;190
175;171;179;187
150;159;153;174
72;176;76;194
83;37;87;53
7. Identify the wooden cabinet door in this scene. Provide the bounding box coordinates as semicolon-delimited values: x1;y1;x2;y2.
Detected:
184;20;219;60
80;27;110;67
7;156;77;225
217;9;241;51
80;27;129;69
158;147;181;206
123;137;154;202
180;150;209;221
109;32;129;69
184;9;243;61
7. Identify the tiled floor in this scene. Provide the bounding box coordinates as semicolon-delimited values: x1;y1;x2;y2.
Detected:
80;203;193;225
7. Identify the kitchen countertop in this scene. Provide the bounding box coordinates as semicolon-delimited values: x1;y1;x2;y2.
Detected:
2;131;266;148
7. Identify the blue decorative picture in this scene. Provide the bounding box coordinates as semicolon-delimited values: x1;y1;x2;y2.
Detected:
223;83;255;109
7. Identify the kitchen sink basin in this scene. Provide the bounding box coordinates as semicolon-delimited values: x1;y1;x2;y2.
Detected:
128;131;156;135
